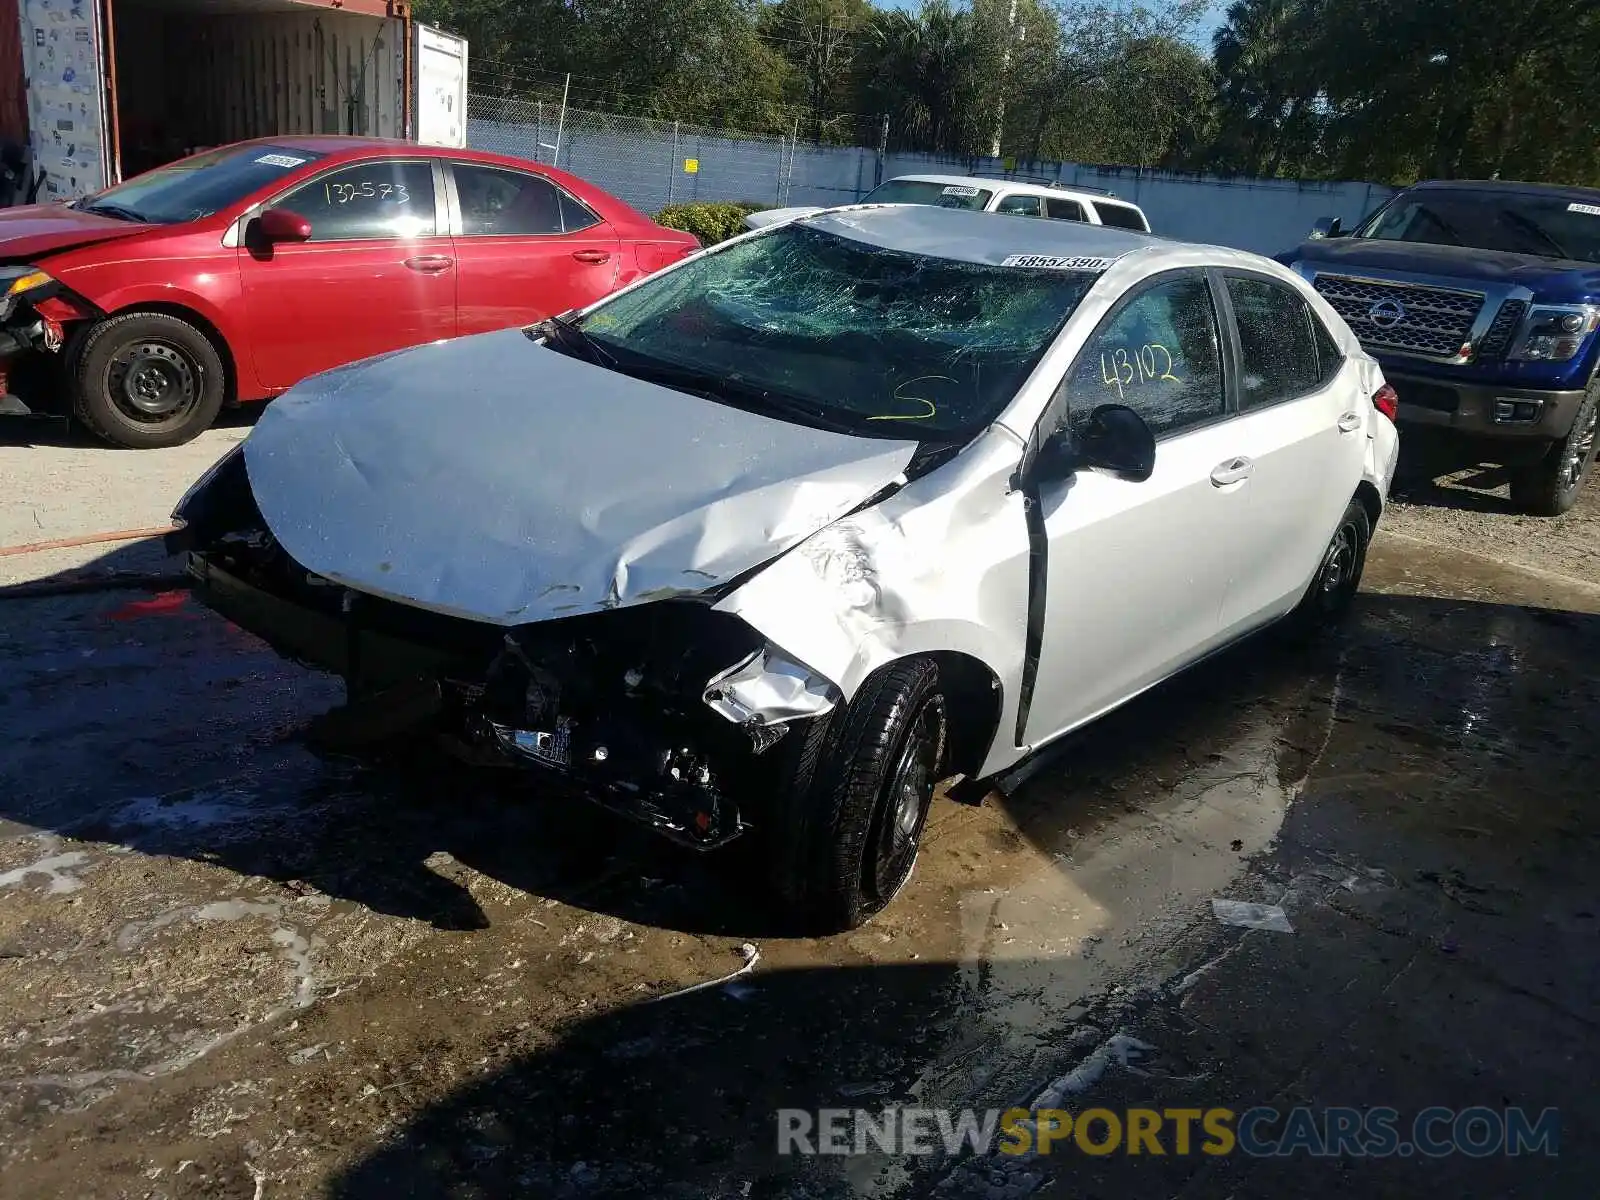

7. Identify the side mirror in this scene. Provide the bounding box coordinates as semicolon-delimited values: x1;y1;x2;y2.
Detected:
1308;216;1343;240
253;207;312;243
1037;403;1156;484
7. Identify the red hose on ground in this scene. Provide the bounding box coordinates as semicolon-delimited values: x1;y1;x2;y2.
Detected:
0;524;179;558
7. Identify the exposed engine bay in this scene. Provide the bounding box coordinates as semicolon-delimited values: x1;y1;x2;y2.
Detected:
174;451;842;849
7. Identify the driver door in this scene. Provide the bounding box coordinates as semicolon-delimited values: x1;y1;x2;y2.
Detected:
1022;271;1256;747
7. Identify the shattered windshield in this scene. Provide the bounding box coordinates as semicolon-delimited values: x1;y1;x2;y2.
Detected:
859;179;994;210
571;224;1096;438
1356;190;1600;263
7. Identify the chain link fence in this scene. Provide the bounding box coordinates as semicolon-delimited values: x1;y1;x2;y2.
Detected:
468;90;811;217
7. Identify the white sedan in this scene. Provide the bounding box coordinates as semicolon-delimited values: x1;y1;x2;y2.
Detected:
172;205;1399;931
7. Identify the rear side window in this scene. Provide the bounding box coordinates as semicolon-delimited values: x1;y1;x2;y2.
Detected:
1045;197;1087;222
995;193;1045;217
1226;276;1323;410
1066;273;1225;437
1093;202;1148;231
1310;311;1344;386
453;164;602;236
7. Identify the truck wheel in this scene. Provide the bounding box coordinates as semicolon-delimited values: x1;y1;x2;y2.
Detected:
1509;383;1598;516
1290;498;1371;631
71;312;226;448
768;658;947;932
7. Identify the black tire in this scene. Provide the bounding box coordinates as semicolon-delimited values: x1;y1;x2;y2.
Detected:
71;311;226;448
1291;498;1371;631
768;658;948;932
1509;381;1599;517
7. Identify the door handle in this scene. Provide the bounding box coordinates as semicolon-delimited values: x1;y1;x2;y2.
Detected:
1337;411;1363;433
404;254;454;273
1210;456;1255;487
572;249;612;264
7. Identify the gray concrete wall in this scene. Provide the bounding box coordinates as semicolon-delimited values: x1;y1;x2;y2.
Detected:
468;114;1394;258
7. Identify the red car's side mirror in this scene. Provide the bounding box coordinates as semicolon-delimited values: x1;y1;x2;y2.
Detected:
255;208;312;242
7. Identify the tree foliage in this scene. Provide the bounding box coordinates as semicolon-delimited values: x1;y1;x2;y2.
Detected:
419;0;1600;185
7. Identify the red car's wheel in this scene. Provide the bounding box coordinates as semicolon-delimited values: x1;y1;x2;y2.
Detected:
71;311;227;449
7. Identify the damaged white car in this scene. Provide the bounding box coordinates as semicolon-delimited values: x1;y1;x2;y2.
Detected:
171;205;1399;930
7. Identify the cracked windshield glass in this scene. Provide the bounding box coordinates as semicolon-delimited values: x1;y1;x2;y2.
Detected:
573;224;1096;438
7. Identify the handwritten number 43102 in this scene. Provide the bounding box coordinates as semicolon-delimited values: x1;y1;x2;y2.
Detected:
1101;344;1181;400
324;180;410;205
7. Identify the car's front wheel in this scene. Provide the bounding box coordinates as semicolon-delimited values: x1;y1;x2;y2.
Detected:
71;311;227;448
1509;381;1598;517
768;658;947;932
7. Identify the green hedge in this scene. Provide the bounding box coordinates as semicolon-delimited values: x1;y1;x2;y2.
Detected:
656;201;768;246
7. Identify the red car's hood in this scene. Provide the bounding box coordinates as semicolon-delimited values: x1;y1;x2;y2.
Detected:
0;204;153;262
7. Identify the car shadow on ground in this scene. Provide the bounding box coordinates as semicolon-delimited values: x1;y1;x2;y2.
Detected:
6;530;1599;951
316;593;1600;1200
0;403;262;448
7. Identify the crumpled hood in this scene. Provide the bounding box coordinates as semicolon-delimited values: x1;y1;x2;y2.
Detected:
0;204;153;261
243;330;917;626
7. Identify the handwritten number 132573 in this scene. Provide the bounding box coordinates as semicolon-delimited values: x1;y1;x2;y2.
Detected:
324;180;410;205
1100;344;1182;400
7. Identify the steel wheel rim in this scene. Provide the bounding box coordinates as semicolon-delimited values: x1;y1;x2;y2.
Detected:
868;696;944;902
1320;520;1357;595
1561;405;1598;490
106;340;198;424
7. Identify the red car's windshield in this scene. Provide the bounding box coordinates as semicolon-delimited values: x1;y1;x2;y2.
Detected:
72;145;328;225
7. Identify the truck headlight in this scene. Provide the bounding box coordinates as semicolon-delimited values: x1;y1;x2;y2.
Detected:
1509;304;1599;362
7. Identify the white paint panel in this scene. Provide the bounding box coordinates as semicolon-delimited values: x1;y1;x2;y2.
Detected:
413;23;466;147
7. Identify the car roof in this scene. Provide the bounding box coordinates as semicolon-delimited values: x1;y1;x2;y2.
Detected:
1407;179;1600;204
799;204;1163;267
888;174;1143;210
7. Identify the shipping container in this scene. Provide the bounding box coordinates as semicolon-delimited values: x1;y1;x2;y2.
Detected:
7;0;465;202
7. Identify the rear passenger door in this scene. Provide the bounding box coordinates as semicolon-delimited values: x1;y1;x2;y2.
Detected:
1045;196;1087;223
446;162;622;334
1214;272;1366;633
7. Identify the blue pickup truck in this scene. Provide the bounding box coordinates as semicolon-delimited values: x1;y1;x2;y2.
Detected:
1279;180;1600;515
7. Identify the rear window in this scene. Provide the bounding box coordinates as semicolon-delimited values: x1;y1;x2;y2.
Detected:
1093;202;1148;232
860;179;994;211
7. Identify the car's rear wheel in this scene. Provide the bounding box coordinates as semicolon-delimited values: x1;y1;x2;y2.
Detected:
1291;498;1371;630
767;658;947;932
72;312;226;448
1509;381;1599;517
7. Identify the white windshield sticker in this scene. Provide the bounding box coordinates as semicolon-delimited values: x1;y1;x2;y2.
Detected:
1568;202;1600;217
1001;254;1117;271
255;153;308;169
941;185;981;197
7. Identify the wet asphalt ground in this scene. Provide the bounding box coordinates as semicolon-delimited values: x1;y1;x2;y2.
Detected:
2;497;1599;1197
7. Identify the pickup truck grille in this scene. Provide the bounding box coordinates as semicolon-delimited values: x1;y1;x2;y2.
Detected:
1312;274;1485;358
1475;299;1528;360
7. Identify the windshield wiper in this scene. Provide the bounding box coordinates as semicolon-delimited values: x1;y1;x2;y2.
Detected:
527;314;615;368
77;201;146;223
1495;208;1571;259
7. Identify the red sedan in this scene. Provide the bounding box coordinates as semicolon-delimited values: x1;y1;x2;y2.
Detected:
0;138;700;447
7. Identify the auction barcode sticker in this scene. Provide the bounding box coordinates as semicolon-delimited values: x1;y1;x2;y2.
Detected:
1568;202;1600;217
255;153;308;168
942;185;981;197
1001;254;1118;271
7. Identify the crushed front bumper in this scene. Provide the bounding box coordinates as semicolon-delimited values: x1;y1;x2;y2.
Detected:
184;551;798;851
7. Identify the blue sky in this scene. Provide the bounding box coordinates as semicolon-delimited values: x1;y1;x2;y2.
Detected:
869;0;1229;45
